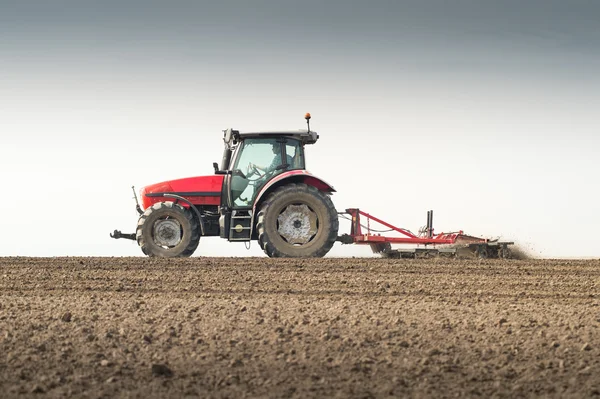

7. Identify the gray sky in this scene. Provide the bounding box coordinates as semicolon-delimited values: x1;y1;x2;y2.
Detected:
1;0;599;257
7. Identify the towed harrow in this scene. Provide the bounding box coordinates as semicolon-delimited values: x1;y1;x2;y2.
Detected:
337;209;513;259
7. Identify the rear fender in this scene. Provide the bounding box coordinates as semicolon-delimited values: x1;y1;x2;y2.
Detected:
252;170;335;213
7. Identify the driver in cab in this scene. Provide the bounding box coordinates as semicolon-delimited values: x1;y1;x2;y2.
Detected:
248;142;293;176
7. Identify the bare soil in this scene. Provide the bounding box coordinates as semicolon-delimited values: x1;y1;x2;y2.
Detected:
1;257;600;398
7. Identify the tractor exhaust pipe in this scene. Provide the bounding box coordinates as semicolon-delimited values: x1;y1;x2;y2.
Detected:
132;186;143;215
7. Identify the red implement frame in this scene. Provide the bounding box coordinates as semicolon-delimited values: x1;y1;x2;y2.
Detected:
342;208;487;246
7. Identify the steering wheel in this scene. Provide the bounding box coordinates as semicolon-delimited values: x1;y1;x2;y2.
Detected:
246;163;264;179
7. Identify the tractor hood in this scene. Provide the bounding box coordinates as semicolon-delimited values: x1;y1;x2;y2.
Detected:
140;175;224;210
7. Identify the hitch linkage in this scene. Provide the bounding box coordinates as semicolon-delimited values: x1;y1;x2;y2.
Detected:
110;230;136;240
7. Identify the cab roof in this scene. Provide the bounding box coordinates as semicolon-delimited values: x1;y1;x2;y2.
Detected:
223;129;319;146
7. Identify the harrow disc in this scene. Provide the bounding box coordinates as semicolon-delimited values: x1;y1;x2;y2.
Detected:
381;242;514;259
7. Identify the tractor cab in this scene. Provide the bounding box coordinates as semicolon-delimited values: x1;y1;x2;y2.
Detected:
215;127;318;209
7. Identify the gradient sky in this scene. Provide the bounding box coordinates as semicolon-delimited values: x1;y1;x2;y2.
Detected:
1;1;599;257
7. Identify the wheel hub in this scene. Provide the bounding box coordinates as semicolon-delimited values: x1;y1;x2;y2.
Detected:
153;219;181;247
277;204;317;245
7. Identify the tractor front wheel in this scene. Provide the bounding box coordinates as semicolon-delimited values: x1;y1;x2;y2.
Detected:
257;183;338;258
136;201;200;257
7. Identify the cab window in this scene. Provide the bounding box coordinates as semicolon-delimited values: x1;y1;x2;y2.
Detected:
285;139;304;169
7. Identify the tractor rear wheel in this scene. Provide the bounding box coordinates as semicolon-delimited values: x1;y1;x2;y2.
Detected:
256;183;338;258
136;201;200;257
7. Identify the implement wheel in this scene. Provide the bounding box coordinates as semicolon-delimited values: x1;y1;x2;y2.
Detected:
257;183;338;258
136;201;200;257
499;245;512;259
476;245;489;259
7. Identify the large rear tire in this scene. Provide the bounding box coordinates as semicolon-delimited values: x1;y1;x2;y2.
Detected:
136;201;200;257
256;183;338;258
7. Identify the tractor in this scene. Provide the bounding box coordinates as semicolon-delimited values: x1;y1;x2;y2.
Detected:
111;113;339;258
112;114;514;259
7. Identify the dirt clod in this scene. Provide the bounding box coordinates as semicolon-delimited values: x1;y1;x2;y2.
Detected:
30;384;45;393
151;364;173;378
581;343;592;351
60;312;72;322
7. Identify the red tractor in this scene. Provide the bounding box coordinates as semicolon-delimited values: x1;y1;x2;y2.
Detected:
112;113;339;258
113;114;513;258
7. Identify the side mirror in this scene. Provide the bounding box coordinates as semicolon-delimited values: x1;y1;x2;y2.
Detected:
213;162;230;175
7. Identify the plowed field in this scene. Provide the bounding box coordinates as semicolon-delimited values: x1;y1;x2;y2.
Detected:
1;257;600;398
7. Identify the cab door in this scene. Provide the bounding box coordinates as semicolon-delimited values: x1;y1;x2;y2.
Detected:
229;138;285;208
